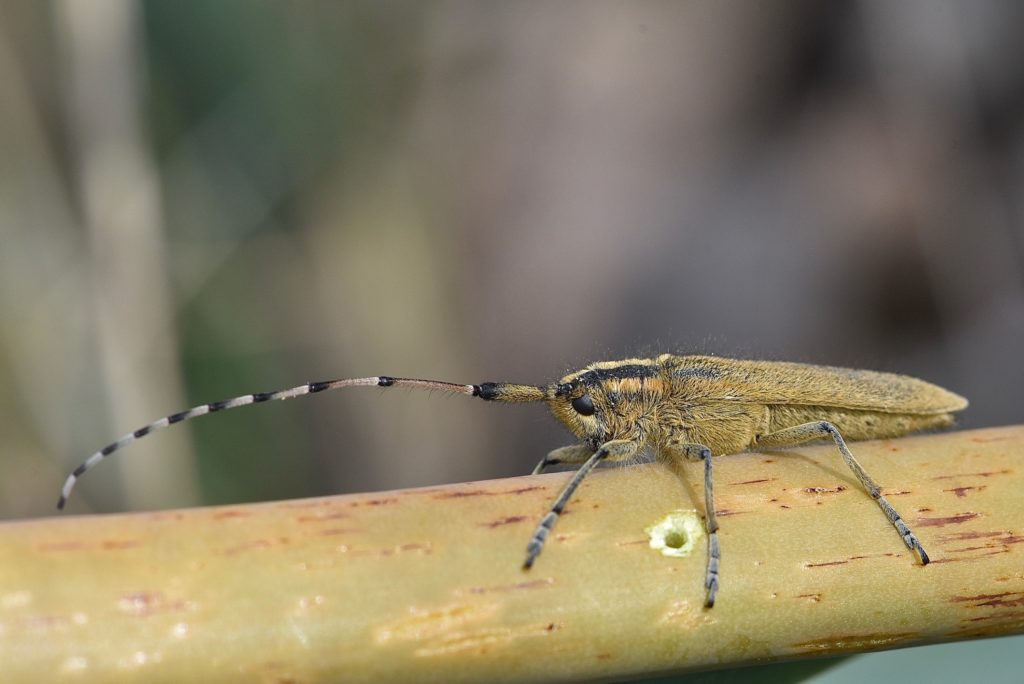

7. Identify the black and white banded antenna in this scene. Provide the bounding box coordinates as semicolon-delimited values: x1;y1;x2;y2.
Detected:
57;375;547;510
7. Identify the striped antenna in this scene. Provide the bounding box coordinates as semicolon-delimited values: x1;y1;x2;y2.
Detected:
57;375;488;510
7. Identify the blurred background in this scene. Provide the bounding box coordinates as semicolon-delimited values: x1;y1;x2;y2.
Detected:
1;1;1022;681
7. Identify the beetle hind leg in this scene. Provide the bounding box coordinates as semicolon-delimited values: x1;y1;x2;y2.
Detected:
755;421;930;565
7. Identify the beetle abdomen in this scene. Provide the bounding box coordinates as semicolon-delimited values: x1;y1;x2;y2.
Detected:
764;404;956;444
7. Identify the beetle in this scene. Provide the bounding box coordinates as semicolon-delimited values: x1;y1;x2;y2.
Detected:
58;354;968;607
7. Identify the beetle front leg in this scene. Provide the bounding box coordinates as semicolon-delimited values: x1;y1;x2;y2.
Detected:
524;439;638;569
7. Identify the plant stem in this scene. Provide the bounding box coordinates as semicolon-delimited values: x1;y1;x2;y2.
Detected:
2;426;1023;683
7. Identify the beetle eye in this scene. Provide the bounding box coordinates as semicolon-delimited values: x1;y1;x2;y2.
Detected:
571;394;595;416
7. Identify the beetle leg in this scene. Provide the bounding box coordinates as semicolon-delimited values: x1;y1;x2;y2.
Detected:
756;421;930;564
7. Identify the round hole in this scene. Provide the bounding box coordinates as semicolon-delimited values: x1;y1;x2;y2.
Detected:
663;530;687;549
645;511;703;558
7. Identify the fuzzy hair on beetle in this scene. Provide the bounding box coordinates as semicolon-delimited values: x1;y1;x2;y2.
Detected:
58;353;968;607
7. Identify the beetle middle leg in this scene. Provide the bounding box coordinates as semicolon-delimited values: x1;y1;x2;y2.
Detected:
755;421;930;564
667;442;720;608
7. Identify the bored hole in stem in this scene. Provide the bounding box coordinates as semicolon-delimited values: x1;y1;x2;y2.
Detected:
663;529;687;549
646;511;703;558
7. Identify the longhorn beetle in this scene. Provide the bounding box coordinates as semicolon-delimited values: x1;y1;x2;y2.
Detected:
58;354;968;607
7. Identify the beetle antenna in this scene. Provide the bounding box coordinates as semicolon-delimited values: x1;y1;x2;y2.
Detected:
57;375;546;509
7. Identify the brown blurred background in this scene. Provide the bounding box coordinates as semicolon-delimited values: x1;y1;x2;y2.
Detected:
5;0;1021;516
4;0;1024;514
2;1;1023;681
